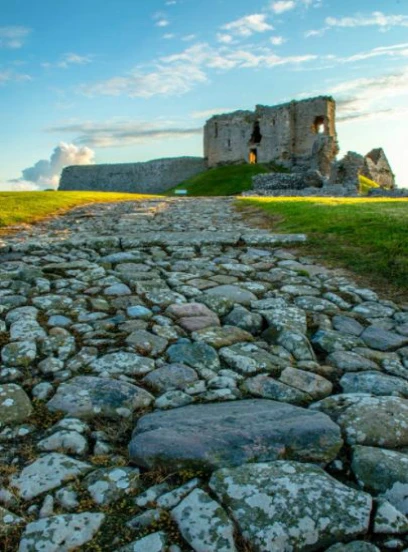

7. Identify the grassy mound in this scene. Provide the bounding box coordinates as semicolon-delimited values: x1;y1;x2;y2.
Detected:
165;163;272;196
239;197;408;298
0;191;158;231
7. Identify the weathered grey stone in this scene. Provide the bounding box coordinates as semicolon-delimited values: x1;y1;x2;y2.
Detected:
18;512;104;552
327;351;379;372
47;376;153;419
210;461;372;552
242;374;312;405
312;394;408;447
117;531;167;552
38;430;89;455
352;446;408;514
332;315;364;336
204;285;257;306
374;499;408;534
143;364;198;393
1;340;37;366
167;340;220;372
156;478;200;509
280;367;333;400
0;505;24;533
11;453;91;500
0;384;32;426
219;343;284;376
126;330;168;357
192;325;253;349
261;306;307;334
89;352;155;377
295;296;339;315
129;400;342;469
312;330;364;354
171;488;237;552
277;331;316;361
154;390;194;409
223;305;263;335
340;371;408;398
84;467;140;505
361;326;408;351
353;302;395;319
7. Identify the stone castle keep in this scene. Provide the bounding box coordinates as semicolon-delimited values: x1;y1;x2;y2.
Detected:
59;96;396;194
204;96;338;174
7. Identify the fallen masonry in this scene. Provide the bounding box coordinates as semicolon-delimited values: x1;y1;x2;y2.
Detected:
1;197;408;551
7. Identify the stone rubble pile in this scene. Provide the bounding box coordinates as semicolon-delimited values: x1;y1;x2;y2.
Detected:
1;197;408;551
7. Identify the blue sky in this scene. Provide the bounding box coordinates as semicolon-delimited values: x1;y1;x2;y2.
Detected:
1;0;408;189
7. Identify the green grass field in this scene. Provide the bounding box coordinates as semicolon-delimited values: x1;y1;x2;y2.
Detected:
239;197;408;299
166;164;270;196
0;191;157;230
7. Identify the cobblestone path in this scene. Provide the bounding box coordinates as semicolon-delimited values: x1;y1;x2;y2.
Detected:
1;198;408;551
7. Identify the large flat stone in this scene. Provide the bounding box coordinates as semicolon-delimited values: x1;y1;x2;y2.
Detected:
210;461;371;552
129;400;342;470
47;376;153;420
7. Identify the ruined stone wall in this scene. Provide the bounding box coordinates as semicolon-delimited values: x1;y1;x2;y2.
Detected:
362;148;395;189
59;157;206;194
331;148;396;190
204;96;338;175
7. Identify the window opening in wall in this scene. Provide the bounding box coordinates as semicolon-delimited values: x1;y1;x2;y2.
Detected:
214;123;218;138
250;121;262;144
249;148;258;164
313;116;325;134
227;139;231;148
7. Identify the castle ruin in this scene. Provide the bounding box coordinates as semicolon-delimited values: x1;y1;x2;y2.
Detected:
204;96;338;177
59;95;396;195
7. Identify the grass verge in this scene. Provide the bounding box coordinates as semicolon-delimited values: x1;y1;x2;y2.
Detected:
165;164;272;196
0;191;159;230
238;197;408;301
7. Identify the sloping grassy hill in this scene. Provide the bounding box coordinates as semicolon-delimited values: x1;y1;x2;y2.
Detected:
166;164;270;196
0;191;158;231
239;197;408;298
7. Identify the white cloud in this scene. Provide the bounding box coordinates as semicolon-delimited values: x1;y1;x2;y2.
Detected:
270;36;285;45
163;33;175;40
17;143;95;190
341;42;408;63
81;59;208;98
0;70;32;85
80;41;317;99
156;19;170;27
271;1;295;14
217;33;233;44
182;34;196;42
191;108;234;119
326;11;408;30
307;11;408;37
222;14;273;37
42;53;92;69
0;26;31;49
47;121;202;148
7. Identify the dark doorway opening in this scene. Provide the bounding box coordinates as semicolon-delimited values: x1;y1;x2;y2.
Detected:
250;121;262;144
249;148;258;164
313;116;325;134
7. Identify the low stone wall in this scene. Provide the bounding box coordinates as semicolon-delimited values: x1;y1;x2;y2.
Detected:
251;170;326;194
59;157;207;194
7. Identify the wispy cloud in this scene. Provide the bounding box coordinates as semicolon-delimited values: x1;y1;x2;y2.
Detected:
191;108;234;119
0;26;31;49
222;14;273;37
0;70;32;85
80;41;317;98
153;12;170;27
47;120;202;147
42;53;93;69
270;36;286;46
306;11;408;37
271;1;295;15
